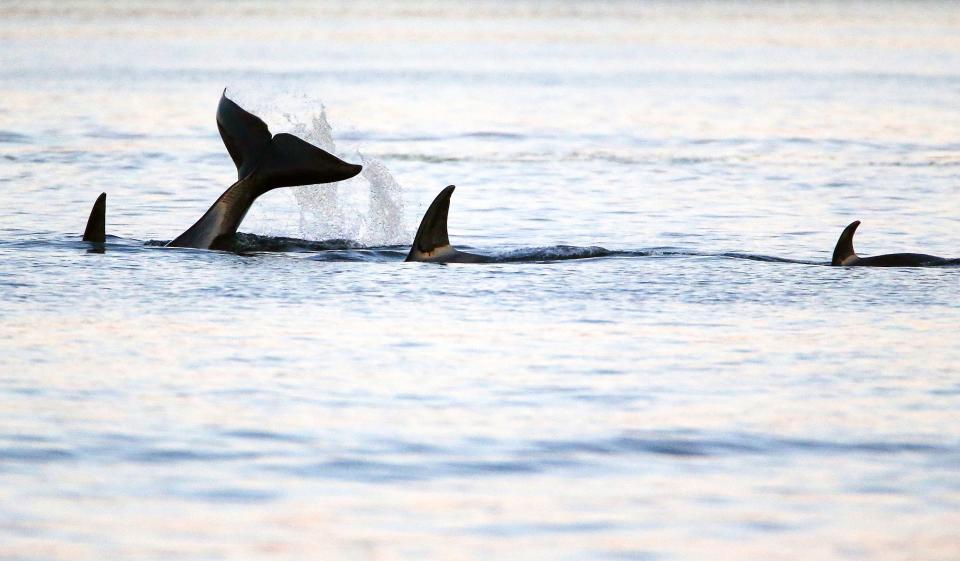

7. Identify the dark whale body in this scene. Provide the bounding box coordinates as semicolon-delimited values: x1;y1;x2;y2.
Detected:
831;221;951;267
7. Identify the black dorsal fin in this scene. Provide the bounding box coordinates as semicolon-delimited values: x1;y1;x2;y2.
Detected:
82;192;106;243
406;185;455;261
832;220;860;266
216;90;273;179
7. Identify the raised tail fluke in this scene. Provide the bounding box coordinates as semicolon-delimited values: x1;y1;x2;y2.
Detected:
406;185;455;262
831;220;860;266
166;90;364;251
217;91;362;188
82;192;106;243
217;90;272;180
258;133;362;189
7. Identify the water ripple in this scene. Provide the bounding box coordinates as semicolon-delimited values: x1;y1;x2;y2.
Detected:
0;130;32;144
0;447;74;463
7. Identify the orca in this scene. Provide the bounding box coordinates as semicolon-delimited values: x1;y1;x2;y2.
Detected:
405;186;614;264
831;220;951;267
405;185;490;263
82;192;106;244
165;92;362;250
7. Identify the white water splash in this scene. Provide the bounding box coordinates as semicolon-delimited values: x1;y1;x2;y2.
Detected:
359;156;406;245
282;106;409;246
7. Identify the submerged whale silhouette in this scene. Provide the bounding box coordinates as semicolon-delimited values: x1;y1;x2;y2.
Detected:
831;221;951;267
82;92;361;250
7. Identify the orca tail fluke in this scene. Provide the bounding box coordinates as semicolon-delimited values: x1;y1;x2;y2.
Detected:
217;91;362;188
217;90;272;180
259;133;363;189
832;220;860;266
83;192;106;243
406;185;456;262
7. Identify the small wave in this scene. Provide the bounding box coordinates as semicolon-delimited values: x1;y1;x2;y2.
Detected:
338;131;526;143
0;447;75;463
262;430;955;485
308;248;407;262
371;152;467;163
460;131;526;140
0;130;31;144
220;429;309;443
271;457;547;483
532;431;953;459
467;521;622;537
535;436;759;458
193;487;279;504
279;458;426;483
718;252;820;265
84;130;147;140
443;460;542;475
486;247;701;263
127;449;262;463
490;245;613;262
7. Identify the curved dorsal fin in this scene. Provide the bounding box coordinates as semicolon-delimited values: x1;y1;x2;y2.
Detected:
406;185;455;261
832;220;860;265
82;192;106;243
216;90;273;179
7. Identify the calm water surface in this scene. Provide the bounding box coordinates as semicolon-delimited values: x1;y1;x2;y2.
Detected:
1;2;959;560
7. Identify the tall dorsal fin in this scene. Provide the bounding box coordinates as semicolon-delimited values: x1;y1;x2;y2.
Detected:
406;185;455;261
832;220;860;266
82;192;106;243
216;90;273;180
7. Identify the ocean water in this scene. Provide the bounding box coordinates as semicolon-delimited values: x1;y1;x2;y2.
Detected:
1;1;959;559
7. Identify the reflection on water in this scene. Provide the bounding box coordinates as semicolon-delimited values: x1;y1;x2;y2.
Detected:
1;1;960;560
